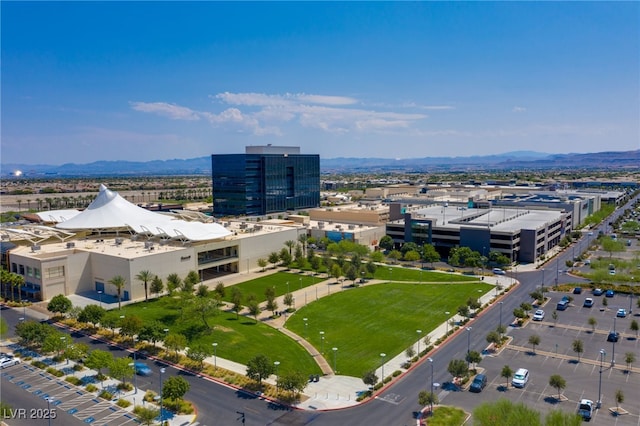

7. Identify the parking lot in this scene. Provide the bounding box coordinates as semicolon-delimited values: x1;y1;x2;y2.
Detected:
448;291;639;425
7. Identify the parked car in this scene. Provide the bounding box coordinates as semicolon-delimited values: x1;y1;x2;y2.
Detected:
617;308;627;318
511;368;529;388
492;268;506;275
605;290;615;298
583;298;594;308
561;295;570;302
584;259;591;265
577;399;594;420
607;331;620;342
0;357;20;369
133;362;153;376
469;373;487;393
573;287;582;294
533;310;545;321
556;300;569;311
593;288;604;296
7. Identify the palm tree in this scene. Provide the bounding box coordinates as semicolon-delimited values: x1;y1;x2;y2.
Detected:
136;270;153;302
284;240;296;256
109;275;126;310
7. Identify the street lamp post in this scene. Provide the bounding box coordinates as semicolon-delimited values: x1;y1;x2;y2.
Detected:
612;315;617;366
597;349;605;408
98;290;103;308
498;302;503;333
158;367;166;422
445;312;450;336
332;347;338;373
380;353;386;382
417;330;422;357
47;398;54;426
274;361;280;395
319;331;325;354
130;337;138;394
466;327;472;369
286;281;289;294
428;357;434;417
303;318;308;337
212;342;218;370
541;268;545;293
389;268;392;281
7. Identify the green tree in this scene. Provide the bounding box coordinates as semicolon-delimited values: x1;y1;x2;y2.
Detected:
109;275;127;310
418;390;439;410
138;321;167;347
404;250;421;262
422;244;440;267
0;317;7;339
268;252;280;269
120;315;143;343
572;339;584;362
624;352;636;372
15;320;54;347
109;357;134;385
447;359;468;383
135;270;154;302
42;330;67;356
387;250;402;263
630;319;639;338
544;410;582;426
588;317;597;332
85;349;114;379
549;374;566;400
64;342;89;363
196;284;209;298
78;304;106;326
602;237;625;258
466;350;482;370
614;389;624;412
150;275;164;298
247;299;261;323
214;282;226;299
257;258;267;271
182;270;199;293
279;248;292;267
486;331;501;347
231;287;243;319
551;310;558;326
162;375;190;400
277;370;308;398
164;333;187;359
330;263;342;281
47;294;73;316
379;235;394;251
473;399;541;426
283;292;294;311
528;334;541;354
135;406;160;426
362;370;378;387
166;273;181;295
186;344;211;370
246;354;275;385
191;296;217;330
501;365;514;389
101;312;120;337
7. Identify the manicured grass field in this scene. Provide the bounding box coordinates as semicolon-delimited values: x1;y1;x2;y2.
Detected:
373;267;478;282
119;296;322;375
286;282;493;378
221;272;325;303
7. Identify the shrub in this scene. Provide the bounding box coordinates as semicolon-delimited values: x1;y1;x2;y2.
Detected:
98;390;113;400
163;398;194;414
73;364;84;372
143;390;157;403
373;382;383;390
86;384;98;392
32;361;47;369
392;370;402;377
383;376;392;383
116;399;131;408
65;376;82;386
117;382;133;391
401;362;411;369
46;367;64;377
356;390;372;401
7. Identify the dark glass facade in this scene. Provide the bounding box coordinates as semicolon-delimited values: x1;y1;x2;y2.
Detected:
212;153;320;217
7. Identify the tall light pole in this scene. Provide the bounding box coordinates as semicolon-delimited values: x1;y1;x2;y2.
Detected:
428;357;434;417
159;367;166;422
46;397;54;426
286;281;289;294
319;331;325;354
597;349;605;408
332;347;338;373
60;336;68;365
466;327;472;369
299;277;302;290
380;353;386;382
212;342;218;370
389;268;392;281
445;312;450;336
612;315;617;366
129;336;138;394
98;290;103;308
498;302;503;333
303;318;308;338
274;361;280;395
416;330;422;357
541;268;545;293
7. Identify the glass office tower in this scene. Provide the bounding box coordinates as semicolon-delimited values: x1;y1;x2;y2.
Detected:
212;146;320;217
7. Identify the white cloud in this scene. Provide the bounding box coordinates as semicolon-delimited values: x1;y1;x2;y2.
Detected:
129;102;200;120
133;91;429;136
513;106;527;113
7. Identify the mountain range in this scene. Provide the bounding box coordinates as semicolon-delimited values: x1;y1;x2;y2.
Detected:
2;150;638;177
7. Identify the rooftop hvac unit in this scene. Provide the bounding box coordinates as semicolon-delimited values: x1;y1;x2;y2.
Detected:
66;242;76;249
144;241;154;249
348;224;355;230
31;245;41;252
115;238;124;245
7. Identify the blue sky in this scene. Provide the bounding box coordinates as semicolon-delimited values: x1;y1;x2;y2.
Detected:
2;1;638;165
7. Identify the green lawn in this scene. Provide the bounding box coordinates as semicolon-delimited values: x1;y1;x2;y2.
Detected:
286;282;492;377
221;272;325;303
119;296;322;375
374;266;478;282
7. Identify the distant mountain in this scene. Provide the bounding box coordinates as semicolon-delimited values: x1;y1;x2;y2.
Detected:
2;150;638;177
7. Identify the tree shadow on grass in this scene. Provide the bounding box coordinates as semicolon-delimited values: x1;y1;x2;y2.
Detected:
182;324;207;341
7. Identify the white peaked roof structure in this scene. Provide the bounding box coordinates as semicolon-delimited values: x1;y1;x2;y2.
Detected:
56;184;231;241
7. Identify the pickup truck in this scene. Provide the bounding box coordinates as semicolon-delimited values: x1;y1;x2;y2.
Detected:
577;399;593;420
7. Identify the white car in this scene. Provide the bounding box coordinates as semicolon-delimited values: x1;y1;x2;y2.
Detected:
532;310;545;321
0;357;20;369
512;368;529;388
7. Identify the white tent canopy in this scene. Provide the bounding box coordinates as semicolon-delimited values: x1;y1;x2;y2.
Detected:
56;184;231;241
